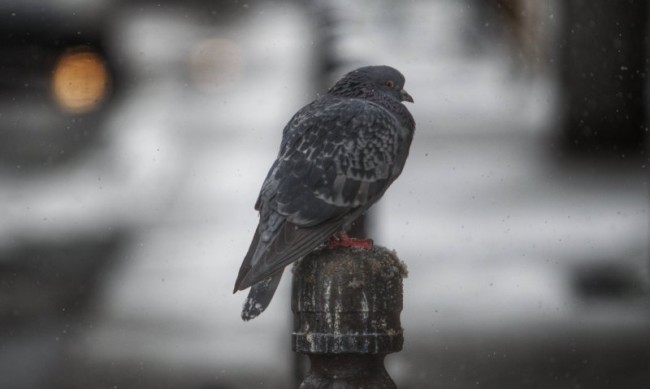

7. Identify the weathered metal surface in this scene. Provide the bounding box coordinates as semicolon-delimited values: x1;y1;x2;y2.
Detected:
292;246;407;388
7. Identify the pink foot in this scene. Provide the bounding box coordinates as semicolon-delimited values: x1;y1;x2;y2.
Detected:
327;231;374;250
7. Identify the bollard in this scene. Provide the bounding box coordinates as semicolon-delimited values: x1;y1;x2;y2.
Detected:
292;246;407;388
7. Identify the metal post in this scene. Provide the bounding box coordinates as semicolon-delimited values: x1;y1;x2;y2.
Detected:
292;246;407;388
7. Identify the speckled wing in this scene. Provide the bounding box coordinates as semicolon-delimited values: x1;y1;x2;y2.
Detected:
234;97;411;292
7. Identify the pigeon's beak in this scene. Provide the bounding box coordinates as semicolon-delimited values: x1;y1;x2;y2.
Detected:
400;89;414;103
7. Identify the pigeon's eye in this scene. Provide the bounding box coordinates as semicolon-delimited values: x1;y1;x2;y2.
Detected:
385;80;394;89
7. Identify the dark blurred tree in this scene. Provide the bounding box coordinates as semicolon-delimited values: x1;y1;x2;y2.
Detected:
559;0;648;157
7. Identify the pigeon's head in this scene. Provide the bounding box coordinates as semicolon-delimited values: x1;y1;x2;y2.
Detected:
329;65;414;103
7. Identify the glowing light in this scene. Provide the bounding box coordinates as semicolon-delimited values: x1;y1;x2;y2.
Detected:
52;47;110;113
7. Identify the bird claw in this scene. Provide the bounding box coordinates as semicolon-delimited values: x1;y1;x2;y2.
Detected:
327;232;374;250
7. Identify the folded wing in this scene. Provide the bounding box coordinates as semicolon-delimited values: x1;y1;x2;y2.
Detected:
234;98;406;292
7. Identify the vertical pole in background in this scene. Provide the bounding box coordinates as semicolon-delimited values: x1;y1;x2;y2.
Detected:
292;246;406;388
559;0;648;156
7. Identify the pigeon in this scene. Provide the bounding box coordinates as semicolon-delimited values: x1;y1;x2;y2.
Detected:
233;65;415;321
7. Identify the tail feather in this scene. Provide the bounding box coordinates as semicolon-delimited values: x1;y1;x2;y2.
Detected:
241;272;283;321
233;226;261;293
236;219;344;291
234;215;349;321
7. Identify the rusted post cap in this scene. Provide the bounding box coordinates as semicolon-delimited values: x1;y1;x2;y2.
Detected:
292;246;407;355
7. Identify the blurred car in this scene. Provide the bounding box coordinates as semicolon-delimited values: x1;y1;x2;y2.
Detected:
0;0;117;169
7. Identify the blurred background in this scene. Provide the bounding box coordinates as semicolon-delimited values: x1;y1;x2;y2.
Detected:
0;0;648;388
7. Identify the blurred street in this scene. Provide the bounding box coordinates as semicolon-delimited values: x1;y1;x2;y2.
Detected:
1;0;648;388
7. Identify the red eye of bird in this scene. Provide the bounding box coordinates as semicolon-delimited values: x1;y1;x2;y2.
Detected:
385;80;394;88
